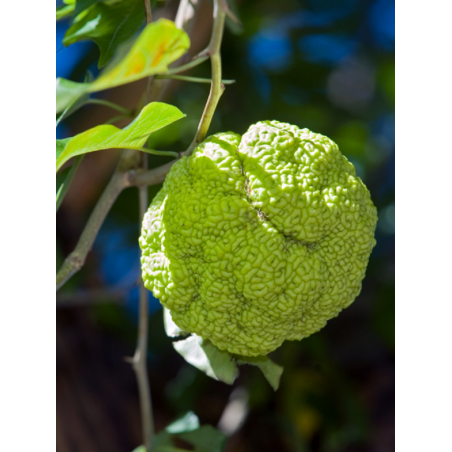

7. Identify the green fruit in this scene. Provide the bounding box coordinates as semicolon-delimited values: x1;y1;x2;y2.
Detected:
140;121;377;356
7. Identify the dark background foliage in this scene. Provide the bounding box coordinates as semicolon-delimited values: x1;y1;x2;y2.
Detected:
56;0;394;450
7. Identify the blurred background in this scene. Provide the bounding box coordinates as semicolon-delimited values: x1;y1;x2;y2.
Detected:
56;0;394;450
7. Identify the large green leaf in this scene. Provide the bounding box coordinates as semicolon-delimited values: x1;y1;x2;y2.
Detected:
173;336;239;385
64;0;146;68
56;102;184;172
56;19;190;113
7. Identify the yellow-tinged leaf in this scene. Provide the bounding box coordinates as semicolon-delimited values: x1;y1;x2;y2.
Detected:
56;20;190;113
91;19;190;91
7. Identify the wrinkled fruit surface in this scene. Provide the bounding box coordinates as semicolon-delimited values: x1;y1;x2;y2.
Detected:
140;121;377;356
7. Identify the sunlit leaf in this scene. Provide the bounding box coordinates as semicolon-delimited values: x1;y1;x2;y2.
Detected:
56;102;184;172
164;307;189;338
91;18;190;91
56;19;190;113
165;411;200;434
173;336;239;385
56;3;75;21
64;0;146;68
236;355;284;391
56;78;89;114
56;71;93;122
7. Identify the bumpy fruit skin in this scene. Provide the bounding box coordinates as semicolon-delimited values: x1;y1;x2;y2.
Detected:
140;121;377;356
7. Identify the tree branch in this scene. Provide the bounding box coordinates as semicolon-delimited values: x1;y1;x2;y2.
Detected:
143;0;152;24
130;160;177;187
56;170;132;291
131;151;154;452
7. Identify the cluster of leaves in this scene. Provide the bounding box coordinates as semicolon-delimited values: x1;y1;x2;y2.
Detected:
164;308;283;391
56;17;190;210
133;412;226;452
57;0;159;68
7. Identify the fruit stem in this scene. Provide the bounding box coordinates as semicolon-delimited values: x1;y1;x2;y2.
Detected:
184;0;227;156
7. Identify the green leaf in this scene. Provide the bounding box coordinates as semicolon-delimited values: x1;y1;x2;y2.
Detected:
64;0;146;68
166;411;200;434
176;425;227;452
152;432;174;451
56;156;83;211
73;0;99;16
131;447;146;452
91;18;190;91
56;89;89;127
56;102;184;172
56;3;75;21
164;308;189;338
57;71;93;126
236;355;284;391
169;332;283;390
152;414;226;452
173;336;239;385
56;165;71;197
56;78;89;114
56;19;190;113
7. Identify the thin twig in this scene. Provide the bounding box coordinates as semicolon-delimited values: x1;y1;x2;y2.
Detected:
132;151;154;452
175;0;190;29
131;160;177;187
138;0;154;113
56;171;132;291
143;0;152;23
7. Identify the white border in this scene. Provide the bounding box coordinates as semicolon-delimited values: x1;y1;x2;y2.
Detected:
397;0;452;450
0;1;55;450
